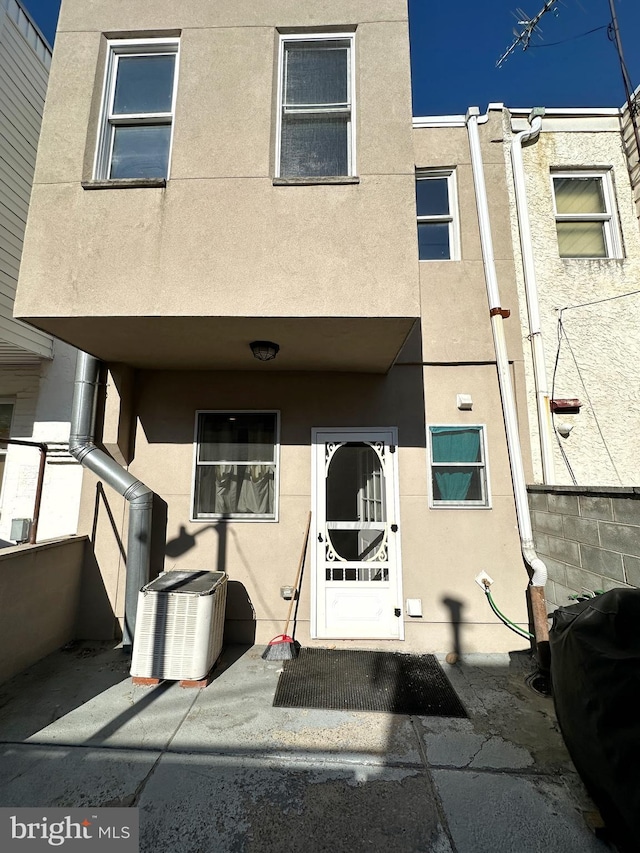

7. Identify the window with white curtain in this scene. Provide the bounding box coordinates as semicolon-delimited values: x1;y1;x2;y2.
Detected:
552;171;621;259
277;34;354;178
95;38;179;180
429;426;490;507
192;412;279;520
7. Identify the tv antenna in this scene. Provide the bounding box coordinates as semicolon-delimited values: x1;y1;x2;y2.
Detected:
497;0;562;67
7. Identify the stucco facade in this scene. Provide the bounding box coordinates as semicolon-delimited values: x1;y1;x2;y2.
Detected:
504;107;640;487
16;1;536;653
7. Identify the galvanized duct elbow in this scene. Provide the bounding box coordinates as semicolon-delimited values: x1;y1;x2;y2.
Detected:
70;351;153;648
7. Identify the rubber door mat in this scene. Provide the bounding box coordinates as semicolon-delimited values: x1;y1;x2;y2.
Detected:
272;648;467;717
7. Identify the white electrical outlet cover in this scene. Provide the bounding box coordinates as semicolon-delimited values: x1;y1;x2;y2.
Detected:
475;571;494;589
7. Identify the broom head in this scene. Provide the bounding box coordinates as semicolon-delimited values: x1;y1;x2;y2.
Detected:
262;634;300;661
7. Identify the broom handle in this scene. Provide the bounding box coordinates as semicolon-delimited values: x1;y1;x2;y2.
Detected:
282;510;312;638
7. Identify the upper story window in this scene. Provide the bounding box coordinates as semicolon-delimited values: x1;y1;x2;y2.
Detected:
416;170;459;260
277;34;355;178
94;38;179;181
192;411;279;521
552;171;622;259
429;426;489;508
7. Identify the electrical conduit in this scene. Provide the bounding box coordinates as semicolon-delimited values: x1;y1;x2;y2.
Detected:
69;352;153;648
465;107;549;667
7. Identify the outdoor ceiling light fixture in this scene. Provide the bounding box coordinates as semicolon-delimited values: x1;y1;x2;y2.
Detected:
250;340;280;361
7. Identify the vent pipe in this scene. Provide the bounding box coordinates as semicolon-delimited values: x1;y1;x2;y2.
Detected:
69;352;153;647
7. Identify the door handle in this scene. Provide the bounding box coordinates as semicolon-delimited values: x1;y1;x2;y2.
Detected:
391;524;398;532
318;533;323;542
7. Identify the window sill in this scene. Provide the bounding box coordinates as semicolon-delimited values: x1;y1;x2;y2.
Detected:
273;176;360;186
559;256;624;261
81;178;167;190
430;503;492;510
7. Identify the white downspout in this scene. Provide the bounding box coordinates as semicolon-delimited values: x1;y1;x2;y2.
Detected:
510;107;556;484
466;107;549;663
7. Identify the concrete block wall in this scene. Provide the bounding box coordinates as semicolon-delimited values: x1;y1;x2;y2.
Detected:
528;486;640;609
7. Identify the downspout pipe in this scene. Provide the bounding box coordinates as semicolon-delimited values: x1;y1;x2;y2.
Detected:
69;351;153;648
466;107;549;667
510;107;556;484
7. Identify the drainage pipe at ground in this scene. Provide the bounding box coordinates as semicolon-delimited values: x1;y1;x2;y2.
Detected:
466;107;549;668
69;351;153;648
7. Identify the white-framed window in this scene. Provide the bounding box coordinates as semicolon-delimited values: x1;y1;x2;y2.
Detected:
94;38;180;181
416;170;459;260
428;425;490;508
276;33;355;178
551;170;621;259
192;411;279;521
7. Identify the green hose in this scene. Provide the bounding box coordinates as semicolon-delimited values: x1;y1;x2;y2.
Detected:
485;588;534;640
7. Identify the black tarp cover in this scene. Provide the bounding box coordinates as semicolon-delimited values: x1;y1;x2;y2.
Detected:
550;588;640;852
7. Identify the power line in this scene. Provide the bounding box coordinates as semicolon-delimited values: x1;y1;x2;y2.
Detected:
528;24;608;49
551;312;578;484
560;288;640;313
553;310;623;485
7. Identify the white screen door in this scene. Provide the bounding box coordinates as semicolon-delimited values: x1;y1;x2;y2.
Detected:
312;429;403;640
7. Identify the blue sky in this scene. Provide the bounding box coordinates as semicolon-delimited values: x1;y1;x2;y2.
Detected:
20;0;640;115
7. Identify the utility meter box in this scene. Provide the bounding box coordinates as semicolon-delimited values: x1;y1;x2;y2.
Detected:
131;571;227;681
10;518;31;543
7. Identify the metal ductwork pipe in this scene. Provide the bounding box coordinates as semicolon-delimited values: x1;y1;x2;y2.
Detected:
70;351;153;648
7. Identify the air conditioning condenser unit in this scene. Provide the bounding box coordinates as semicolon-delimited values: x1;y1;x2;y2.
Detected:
131;570;227;681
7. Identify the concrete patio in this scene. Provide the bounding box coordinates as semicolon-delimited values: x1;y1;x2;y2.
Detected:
0;643;608;852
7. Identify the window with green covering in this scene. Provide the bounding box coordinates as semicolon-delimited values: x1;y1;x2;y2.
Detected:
429;426;489;507
552;171;621;259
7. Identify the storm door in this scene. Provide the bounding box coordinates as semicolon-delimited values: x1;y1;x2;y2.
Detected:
312;429;403;640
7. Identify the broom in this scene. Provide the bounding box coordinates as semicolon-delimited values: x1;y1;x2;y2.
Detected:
262;510;312;661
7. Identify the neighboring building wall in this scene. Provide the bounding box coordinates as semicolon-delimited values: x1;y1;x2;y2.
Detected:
0;343;82;544
528;486;639;610
0;536;86;683
0;0;81;544
0;0;53;360
505;110;640;486
620;90;640;221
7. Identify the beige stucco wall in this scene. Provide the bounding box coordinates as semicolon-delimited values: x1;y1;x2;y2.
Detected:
76;365;530;655
15;0;420;370
15;1;535;655
0;536;86;683
505;112;640;486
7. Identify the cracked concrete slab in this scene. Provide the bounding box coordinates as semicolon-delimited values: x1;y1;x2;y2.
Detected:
0;744;160;809
0;644;604;852
25;679;198;750
138;753;452;853
173;650;422;765
433;769;606;853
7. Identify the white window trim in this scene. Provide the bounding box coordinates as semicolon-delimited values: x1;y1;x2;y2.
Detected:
93;37;180;181
416;169;460;261
275;32;356;179
427;424;491;509
190;410;280;523
551;169;622;259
